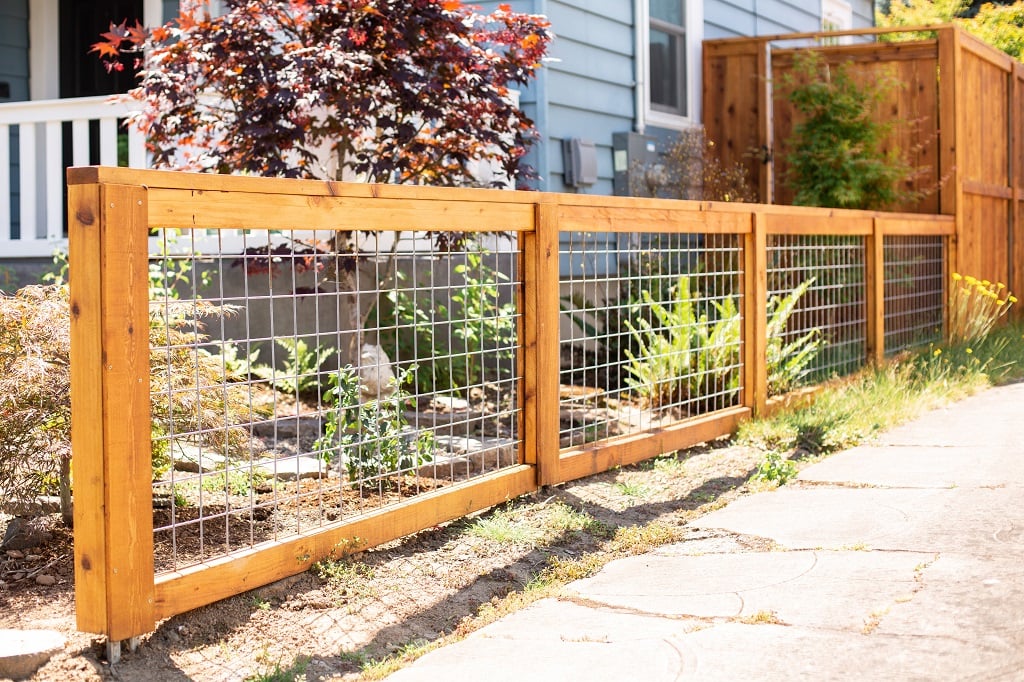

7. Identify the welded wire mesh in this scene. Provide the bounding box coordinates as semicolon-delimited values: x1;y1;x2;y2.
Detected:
766;234;866;389
883;235;945;355
147;228;522;572
558;231;743;449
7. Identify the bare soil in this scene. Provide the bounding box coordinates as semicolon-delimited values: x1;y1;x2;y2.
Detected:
1;437;772;682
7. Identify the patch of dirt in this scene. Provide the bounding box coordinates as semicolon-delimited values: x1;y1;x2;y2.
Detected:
1;437;773;682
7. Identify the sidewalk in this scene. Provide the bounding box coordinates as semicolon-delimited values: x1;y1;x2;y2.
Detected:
387;382;1024;681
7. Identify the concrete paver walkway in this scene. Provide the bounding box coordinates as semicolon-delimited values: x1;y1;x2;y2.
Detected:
387;382;1024;681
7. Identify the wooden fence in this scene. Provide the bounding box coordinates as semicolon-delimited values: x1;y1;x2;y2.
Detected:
67;166;953;645
703;24;1024;307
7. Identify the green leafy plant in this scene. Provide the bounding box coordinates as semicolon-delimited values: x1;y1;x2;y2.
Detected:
781;51;921;210
251;338;335;398
753;452;798;485
623;276;821;408
947;272;1017;345
624;275;740;408
878;0;1024;61
315;365;434;484
376;246;516;395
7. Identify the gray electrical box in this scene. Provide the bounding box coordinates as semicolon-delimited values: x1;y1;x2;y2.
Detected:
612;132;659;196
562;137;598;188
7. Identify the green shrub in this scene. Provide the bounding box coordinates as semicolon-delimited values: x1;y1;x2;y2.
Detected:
782;51;920;210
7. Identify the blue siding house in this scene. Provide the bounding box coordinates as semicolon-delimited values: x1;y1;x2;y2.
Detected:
488;0;874;195
0;0;872;267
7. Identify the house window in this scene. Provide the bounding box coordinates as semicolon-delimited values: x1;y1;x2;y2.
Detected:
821;0;853;44
638;0;702;131
649;0;686;116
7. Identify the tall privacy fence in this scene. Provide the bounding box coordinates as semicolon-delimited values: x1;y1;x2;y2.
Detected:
68;166;952;643
703;24;1024;309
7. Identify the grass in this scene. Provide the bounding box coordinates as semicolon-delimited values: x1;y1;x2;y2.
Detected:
738;320;1024;459
466;501;609;547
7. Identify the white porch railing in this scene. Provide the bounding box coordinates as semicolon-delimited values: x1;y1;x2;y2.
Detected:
0;95;148;257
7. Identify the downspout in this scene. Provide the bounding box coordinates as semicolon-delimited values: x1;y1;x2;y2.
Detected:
634;0;646;134
534;0;551;190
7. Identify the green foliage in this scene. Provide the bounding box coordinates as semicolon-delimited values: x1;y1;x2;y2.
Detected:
753;452;798;485
315;365;434;484
623;276;821;408
0;286;73;523
782;52;919;210
766;279;824;393
624;276;740;408
251;338;335;398
377;246;516;395
878;0;1024;61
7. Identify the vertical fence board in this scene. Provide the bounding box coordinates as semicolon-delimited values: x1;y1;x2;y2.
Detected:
99;184;156;640
866;219;886;364
743;212;767;414
69;182;107;634
528;202;561;485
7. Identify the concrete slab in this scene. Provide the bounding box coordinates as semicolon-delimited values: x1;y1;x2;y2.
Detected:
673;622;1023;681
568;549;930;631
693;486;1024;557
877;555;1024;647
0;629;65;680
798;444;1024;489
386;599;696;682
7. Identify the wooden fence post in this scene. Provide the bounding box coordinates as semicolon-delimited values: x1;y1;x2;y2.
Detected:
865;218;886;365
742;211;767;415
522;201;561;486
69;180;155;643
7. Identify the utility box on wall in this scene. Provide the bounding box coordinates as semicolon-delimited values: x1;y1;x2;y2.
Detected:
562;137;598;188
612;132;659;196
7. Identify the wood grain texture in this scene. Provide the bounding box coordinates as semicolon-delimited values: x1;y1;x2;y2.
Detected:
69;183;108;635
743;214;768;414
99;184;156;640
531;203;562;486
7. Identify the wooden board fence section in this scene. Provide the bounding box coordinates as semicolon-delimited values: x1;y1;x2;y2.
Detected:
67;166;956;642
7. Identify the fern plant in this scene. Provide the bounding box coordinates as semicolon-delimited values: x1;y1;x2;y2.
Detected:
624;276;822;408
251;338;336;398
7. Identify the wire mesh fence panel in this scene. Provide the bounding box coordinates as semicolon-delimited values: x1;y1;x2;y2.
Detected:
766;234;866;390
883;235;945;355
557;231;743;449
147;227;522;573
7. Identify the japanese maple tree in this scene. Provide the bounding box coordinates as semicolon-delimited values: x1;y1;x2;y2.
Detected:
94;0;551;187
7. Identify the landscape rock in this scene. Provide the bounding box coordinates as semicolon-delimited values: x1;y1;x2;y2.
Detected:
252;415;323;440
33;575;56;586
419;437;518;479
256;455;327;481
170;443;228;473
0;629;65;680
359;344;396;400
1;518;53;552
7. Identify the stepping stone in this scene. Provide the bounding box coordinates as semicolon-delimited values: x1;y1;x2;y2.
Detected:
256;455;327;481
0;629;65;680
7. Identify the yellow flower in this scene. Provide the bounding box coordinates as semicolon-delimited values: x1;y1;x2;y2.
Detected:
952;273;963;281
966;348;973;354
997;300;1005;306
933;348;942;357
965;276;978;285
982;279;991;286
1010;295;1019;304
997;282;1005;290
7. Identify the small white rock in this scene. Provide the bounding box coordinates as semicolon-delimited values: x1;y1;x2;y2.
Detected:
34;575;56;586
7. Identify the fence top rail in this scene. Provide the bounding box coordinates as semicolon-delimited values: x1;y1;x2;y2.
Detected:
68;166;954;236
702;23;961;49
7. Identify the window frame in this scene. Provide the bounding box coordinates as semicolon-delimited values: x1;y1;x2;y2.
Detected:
636;0;703;132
